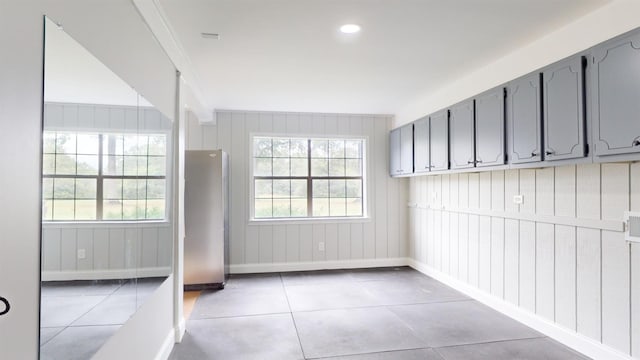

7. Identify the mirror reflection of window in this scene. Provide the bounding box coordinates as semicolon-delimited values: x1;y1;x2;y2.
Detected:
42;131;168;221
40;17;173;360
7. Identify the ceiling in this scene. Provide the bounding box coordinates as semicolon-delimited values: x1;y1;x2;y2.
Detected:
158;0;610;115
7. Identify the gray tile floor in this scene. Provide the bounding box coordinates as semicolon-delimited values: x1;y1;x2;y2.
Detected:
170;267;590;360
40;277;164;360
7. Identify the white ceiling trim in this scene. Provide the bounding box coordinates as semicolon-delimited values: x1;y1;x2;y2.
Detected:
132;0;212;122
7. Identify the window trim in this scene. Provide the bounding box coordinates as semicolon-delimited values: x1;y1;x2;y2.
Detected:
249;133;369;222
42;130;170;223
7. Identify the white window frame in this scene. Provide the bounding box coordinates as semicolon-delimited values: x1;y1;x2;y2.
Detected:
42;129;171;223
249;133;369;223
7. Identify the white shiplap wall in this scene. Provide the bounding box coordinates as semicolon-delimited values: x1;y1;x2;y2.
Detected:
408;163;640;358
186;110;408;270
41;102;173;280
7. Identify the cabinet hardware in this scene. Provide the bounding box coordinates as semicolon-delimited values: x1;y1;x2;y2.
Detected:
531;152;539;157
467;160;475;164
475;159;483;164
0;297;9;316
545;150;555;155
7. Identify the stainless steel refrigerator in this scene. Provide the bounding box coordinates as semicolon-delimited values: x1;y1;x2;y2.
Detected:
184;149;229;290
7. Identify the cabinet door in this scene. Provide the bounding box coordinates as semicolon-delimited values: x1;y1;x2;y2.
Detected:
592;30;640;156
449;99;475;169
475;87;505;167
400;124;414;174
543;55;586;161
389;128;401;176
508;73;542;164
413;117;430;173
430;109;449;171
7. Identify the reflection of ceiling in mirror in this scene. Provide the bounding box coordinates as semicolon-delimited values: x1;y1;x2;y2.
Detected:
44;18;151;107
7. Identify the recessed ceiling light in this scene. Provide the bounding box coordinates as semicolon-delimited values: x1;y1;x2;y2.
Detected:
340;24;361;34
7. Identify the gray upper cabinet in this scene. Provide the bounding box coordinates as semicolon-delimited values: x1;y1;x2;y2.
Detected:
543;55;587;161
507;73;542;164
413;117;430;173
475;87;506;167
400;124;414;174
592;29;640;156
449;100;475;170
389;124;413;176
389;127;401;176
430;110;449;171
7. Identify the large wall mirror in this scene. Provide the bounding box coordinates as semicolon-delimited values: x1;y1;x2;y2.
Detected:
39;17;174;359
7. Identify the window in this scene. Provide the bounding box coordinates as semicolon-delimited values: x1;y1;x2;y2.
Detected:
252;136;365;219
42;131;167;221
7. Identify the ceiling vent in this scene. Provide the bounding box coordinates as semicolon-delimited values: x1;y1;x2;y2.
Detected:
624;211;640;243
201;33;220;40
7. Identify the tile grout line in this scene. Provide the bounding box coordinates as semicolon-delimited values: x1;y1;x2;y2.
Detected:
40;280;127;347
280;272;308;360
305;346;437;360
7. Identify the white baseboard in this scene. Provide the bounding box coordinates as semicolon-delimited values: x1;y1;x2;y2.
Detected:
407;259;633;360
229;257;410;274
175;317;186;343
42;267;172;281
154;327;175;360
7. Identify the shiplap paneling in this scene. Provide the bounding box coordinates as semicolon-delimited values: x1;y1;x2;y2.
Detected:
42;225;172;280
632;162;640;358
273;225;287;263
555;225;577;330
504;219;520;304
519;221;536;312
186;110;405;267
286;225;300;262
468;214;480;287
325;223;339;261
490;217;505;298
577;227;602;341
408;163;637;358
535;223;555;321
478;216;491;292
601;164;630;354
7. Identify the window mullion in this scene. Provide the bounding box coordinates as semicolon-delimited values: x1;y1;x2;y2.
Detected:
97;134;104;220
307;139;312;217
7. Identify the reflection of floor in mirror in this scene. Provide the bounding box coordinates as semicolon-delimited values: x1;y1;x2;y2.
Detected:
40;277;164;360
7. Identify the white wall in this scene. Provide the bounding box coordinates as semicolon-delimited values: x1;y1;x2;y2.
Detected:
0;1;179;359
395;0;640;126
0;3;45;359
186;111;408;272
408;163;639;359
92;275;175;360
